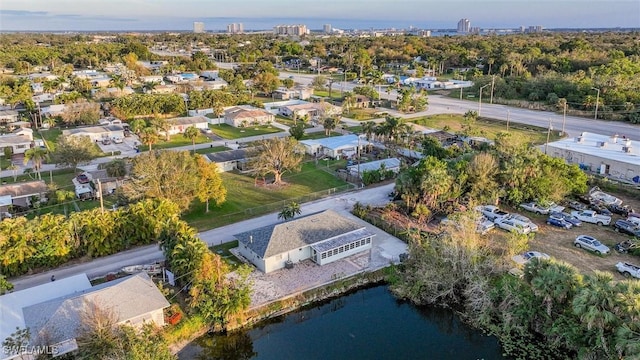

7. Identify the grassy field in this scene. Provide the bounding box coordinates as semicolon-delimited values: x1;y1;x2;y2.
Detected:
343;108;380;121
210;240;242;269
38;128;62;150
407;114;562;146
300;131;342;140
312;90;343;101
139;132;212;151
2;168;77;190
183;161;350;231
209;124;283;140
274;115;314;128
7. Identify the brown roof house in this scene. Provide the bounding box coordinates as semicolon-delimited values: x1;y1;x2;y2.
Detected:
0;128;34;155
0;180;48;211
164;115;209;136
235;210;375;273
224;105;274;128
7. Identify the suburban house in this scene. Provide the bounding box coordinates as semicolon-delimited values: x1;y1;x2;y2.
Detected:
347;157;401;179
0;273;169;359
224;106;274;128
145;84;177;94
0;128;34;155
300;134;371;159
272;87;313;101
235;210;375;273
0;180;48;212
194;79;229;91
90;76;113;88
62;124;125;142
164;115;209;135
205;147;256;172
139;75;164;84
0;109;20;125
278;102;342;120
543;132;640;183
90;86;135;98
353;95;373;108
41;104;66;118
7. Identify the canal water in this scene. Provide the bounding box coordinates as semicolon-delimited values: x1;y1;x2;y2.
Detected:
178;285;506;360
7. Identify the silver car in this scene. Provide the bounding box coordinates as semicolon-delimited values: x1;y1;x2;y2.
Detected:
574;235;610;255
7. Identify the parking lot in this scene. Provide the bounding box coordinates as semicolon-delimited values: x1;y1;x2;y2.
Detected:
500;193;640;280
96;136;139;155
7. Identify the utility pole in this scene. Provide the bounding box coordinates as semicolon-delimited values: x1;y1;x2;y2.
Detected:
562;101;567;136
97;179;104;214
592;87;600;120
506;110;510;131
490;75;495;104
478;84;490;116
544;117;552;154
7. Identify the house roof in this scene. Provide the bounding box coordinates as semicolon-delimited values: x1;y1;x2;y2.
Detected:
0;180;48;198
225;107;272;120
205;147;255;163
0;274;92;360
22;273;169;346
348;157;401;174
300;134;369;150
0;134;32;146
0;110;19;118
168;115;208;126
545;132;640;166
234;209;366;258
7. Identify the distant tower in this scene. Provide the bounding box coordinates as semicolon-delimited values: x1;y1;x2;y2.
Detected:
193;22;205;33
323;24;332;33
227;23;244;34
457;18;470;33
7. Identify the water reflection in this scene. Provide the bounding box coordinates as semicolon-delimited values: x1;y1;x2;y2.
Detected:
179;285;505;360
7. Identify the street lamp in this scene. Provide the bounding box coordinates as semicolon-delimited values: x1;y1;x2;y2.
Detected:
478;84;490;116
591;87;600;120
544;117;553;154
458;75;464;100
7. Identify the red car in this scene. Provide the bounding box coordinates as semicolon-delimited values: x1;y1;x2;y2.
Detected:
76;174;90;184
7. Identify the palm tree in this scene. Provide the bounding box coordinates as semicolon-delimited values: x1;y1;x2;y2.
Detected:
23;147;48;180
43;117;57;129
55;189;76;218
109;74;126;96
323;117;337;136
362;121;376;141
139;127;159;151
277;202;301;222
342;92;356;113
128;119;147;135
151;117;172;141
183;126;200;153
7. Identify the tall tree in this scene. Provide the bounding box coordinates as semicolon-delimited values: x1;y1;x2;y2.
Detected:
183;125;200;153
151;117;172;141
138;127;159;151
323;117;337;136
195;155;227;213
249;137;304;185
50;136;100;171
23;147;48;180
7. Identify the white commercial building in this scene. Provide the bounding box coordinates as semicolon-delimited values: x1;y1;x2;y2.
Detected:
543;132;640;183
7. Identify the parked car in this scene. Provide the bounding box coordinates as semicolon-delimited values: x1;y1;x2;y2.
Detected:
101;138;112;145
573;235;610;255
607;203;634;217
589;203;613;216
546;215;572;229
550;211;582;227
506;214;539;232
476;205;509;221
494;217;533;234
519;202;564;215
476;216;496;235
588;186;622;206
613;219;640;237
570;210;611;226
615;240;638;254
76;174;90;184
625;216;640;228
615;262;640;279
112;136;123;144
512;251;551;265
567;200;588;211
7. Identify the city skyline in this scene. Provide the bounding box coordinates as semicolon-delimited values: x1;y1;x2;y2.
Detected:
1;0;639;31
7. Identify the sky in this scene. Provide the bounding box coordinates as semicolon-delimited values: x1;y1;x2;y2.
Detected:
1;0;639;31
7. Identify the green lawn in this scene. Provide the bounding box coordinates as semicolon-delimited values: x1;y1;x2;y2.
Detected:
139;133;212;151
274;115;313;128
312;90;343;101
0;157;11;170
210;240;243;269
209;124;282;140
300;131;342;140
2;168;76;191
194;146;228;155
38;128;62;151
343;108;380;121
407;114;562;146
183;162;350;231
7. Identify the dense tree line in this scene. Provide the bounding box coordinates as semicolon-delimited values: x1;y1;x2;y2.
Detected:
0;200;180;277
110;93;186;119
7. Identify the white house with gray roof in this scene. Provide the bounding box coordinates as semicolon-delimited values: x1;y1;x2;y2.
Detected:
235;209;375;273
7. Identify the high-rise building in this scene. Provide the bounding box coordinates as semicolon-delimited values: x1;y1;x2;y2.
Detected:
227;23;244;34
193;22;205;33
273;24;308;36
457;18;471;33
323;24;332;33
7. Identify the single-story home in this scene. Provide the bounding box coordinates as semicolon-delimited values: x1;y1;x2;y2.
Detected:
41;104;66;118
205;147;256;172
224;106;275;128
191;80;228;91
235;209;375;273
139;75;164;84
0;109;20;124
145;84;177;94
0;128;34;155
0;273;169;360
90;86;135;98
347;157;401;179
0;180;48;212
278;102;342;120
164;115;209;135
300;134;371;159
272;87;313;101
63;124;125;142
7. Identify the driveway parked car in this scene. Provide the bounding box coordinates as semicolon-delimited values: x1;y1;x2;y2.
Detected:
76;174;90;184
519;202;564;215
506;214;539;232
567;200;588;211
570;210;611;226
476;205;509;221
550;211;582;227
590;203;613;216
607;204;634;217
494;217;533;234
546;215;572;229
573;235;610;255
613;219;640;237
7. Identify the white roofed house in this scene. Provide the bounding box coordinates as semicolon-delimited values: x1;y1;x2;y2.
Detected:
0;128;34;155
224;106;275;128
278;102;342;121
542;132;640;183
235;210;375;273
164;115;209;136
347;158;401;179
299;134;370;159
62;124;124;142
0;110;20;125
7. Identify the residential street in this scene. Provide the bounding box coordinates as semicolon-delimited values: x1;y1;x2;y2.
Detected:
10;182;394;291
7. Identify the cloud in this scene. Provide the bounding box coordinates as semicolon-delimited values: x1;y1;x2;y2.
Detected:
2;9;48;16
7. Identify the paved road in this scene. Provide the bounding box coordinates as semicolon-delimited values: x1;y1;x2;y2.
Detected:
10;183;394;291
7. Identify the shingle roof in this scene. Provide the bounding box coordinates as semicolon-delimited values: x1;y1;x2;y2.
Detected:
168;115;208;126
23;273;169;346
205;147;255;163
234;210;365;258
225;108;272;120
0;181;48;198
